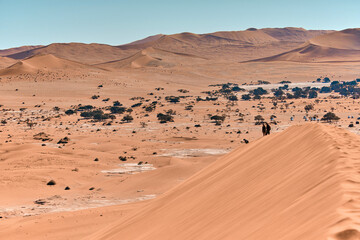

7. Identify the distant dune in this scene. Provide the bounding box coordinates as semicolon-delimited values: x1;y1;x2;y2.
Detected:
0;54;100;75
0;56;17;69
122;28;332;49
262;27;333;42
118;34;165;50
309;28;360;50
5;43;138;65
125;28;332;62
0;45;43;57
97;47;207;69
2;28;332;64
89;124;360;240
250;28;360;63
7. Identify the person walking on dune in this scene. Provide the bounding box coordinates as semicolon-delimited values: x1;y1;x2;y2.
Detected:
262;122;271;136
262;122;267;136
266;122;271;135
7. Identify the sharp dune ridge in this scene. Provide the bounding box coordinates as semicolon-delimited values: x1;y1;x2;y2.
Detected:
0;56;17;69
250;28;360;63
0;53;104;75
96;47;208;69
5;43;136;65
309;28;360;50
0;45;43;57
87;124;360;240
123;34;165;47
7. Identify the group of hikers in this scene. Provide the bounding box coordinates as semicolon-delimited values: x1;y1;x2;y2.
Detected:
262;122;271;136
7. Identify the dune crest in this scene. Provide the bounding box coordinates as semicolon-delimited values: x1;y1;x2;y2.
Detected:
5;43;136;65
0;54;99;76
251;28;360;62
309;28;360;50
0;45;43;57
0;56;17;69
3;28;331;64
88;124;360;240
97;47;207;69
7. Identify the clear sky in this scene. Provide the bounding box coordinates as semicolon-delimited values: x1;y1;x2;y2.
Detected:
1;0;360;49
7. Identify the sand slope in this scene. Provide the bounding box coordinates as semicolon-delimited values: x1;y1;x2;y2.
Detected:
0;56;17;69
142;29;330;62
118;34;165;50
5;43;137;65
89;124;360;240
3;28;331;65
123;28;331;49
310;28;360;50
252;28;360;62
97;47;207;69
0;54;100;75
0;45;43;57
262;27;333;42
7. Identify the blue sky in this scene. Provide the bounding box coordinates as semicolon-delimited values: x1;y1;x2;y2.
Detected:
1;0;360;49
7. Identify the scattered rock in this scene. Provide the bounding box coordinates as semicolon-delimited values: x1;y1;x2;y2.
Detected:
34;199;47;205
47;180;56;186
57;137;70;144
33;132;52;141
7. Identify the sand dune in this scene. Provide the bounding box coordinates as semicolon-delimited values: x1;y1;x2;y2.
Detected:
209;29;279;44
251;28;360;62
0;45;43;57
0;54;100;75
89;124;360;240
126;34;165;46
262;27;333;42
126;28;331;49
97;47;207;69
309;28;360;50
5;43;138;65
142;28;331;62
0;56;17;69
118;34;165;50
3;28;331;65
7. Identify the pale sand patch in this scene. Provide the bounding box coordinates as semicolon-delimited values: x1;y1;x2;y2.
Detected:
158;148;230;158
101;163;156;175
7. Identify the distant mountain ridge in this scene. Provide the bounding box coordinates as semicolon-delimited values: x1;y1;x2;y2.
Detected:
1;28;333;65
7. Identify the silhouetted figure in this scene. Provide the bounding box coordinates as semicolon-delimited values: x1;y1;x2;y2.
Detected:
266;122;271;135
262;122;271;136
262;123;267;136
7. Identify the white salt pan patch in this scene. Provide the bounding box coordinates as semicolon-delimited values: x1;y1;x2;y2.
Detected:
50;195;156;213
101;163;156;175
159;148;230;158
0;195;156;218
